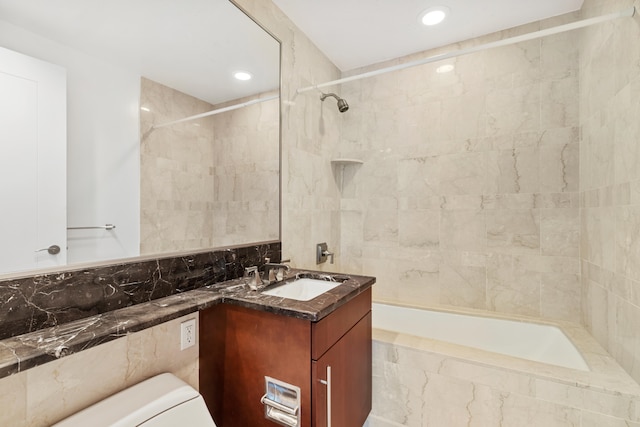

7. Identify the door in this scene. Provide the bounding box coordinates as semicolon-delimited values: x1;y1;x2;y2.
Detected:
0;46;67;273
312;312;372;427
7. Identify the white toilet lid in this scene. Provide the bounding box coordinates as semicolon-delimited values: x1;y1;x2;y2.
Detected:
52;373;217;427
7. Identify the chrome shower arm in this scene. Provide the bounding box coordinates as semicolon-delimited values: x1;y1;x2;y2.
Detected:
320;92;340;102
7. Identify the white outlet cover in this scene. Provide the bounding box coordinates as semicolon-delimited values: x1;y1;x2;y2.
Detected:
180;318;197;350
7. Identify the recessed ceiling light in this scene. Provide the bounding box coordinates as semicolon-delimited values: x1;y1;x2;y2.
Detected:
234;71;252;81
140;106;151;112
420;7;449;26
436;64;455;73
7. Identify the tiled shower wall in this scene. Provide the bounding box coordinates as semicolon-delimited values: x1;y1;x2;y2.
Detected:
140;77;217;254
233;0;344;268
210;93;280;247
140;79;279;253
338;15;582;322
580;0;640;383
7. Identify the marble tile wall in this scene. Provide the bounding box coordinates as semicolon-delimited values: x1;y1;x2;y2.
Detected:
210;93;280;246
0;314;199;427
337;15;582;322
140;79;279;253
579;0;640;383
140;77;217;254
0;243;279;341
233;0;344;269
366;339;640;427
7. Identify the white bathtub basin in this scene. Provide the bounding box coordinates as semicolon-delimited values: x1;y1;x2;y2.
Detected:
261;278;341;301
372;303;590;371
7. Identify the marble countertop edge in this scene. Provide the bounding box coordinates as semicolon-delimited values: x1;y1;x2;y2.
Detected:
0;290;224;378
0;271;375;380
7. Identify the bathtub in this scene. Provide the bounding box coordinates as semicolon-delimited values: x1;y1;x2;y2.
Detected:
367;302;640;427
372;302;588;371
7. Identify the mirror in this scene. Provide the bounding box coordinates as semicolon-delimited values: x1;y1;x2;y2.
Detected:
0;0;280;276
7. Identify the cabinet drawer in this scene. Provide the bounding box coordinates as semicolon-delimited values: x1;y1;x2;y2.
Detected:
311;288;371;360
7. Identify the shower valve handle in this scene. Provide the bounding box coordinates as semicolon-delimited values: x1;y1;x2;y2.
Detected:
322;250;334;264
316;242;334;264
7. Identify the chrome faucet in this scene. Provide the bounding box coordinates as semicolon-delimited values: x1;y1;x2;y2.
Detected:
244;266;263;290
262;262;291;284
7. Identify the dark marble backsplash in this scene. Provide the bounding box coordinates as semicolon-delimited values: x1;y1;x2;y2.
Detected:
0;242;280;341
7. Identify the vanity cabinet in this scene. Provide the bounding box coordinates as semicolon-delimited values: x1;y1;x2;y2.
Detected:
199;288;372;427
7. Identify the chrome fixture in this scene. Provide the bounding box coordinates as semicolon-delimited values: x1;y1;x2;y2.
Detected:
261;376;301;427
244;266;263;291
35;245;61;255
316;242;334;264
67;223;116;230
263;262;291;284
320;92;349;113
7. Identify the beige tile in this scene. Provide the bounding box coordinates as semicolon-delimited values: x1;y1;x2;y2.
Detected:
540;208;580;256
124;315;199;390
397;156;439;199
440;152;488;195
440;260;487;309
441;210;486;252
363;210;398;244
540;272;581;322
25;338;129;426
398;210;439;249
487;148;539;194
499;391;581;426
540;143;579;193
487;253;541;316
581;412;640;427
486;209;540;254
0;371;27;427
616;206;640;282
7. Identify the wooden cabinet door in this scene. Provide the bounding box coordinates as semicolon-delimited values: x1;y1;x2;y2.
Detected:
200;304;312;427
312;312;372;427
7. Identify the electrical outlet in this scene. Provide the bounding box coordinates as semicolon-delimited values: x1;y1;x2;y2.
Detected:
180;318;196;350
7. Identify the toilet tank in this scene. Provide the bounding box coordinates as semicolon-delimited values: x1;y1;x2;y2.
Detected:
52;373;217;427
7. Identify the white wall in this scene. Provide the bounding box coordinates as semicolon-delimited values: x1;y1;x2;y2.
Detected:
0;19;140;264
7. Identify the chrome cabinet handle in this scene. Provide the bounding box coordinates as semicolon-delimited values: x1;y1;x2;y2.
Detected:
35;245;60;255
319;365;332;427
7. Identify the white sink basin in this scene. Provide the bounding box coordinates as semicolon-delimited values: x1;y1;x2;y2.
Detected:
261;278;342;301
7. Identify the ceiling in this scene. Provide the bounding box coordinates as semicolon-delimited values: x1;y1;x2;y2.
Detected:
0;0;280;105
0;0;586;102
272;0;584;71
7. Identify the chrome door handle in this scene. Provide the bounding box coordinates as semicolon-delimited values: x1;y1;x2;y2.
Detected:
35;245;61;255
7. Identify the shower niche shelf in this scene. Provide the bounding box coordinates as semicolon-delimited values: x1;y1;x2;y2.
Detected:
331;159;363;196
330;158;364;166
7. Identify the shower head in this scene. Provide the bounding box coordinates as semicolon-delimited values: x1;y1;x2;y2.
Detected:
320;92;349;113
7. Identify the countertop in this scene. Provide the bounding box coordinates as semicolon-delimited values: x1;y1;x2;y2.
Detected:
0;270;375;379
